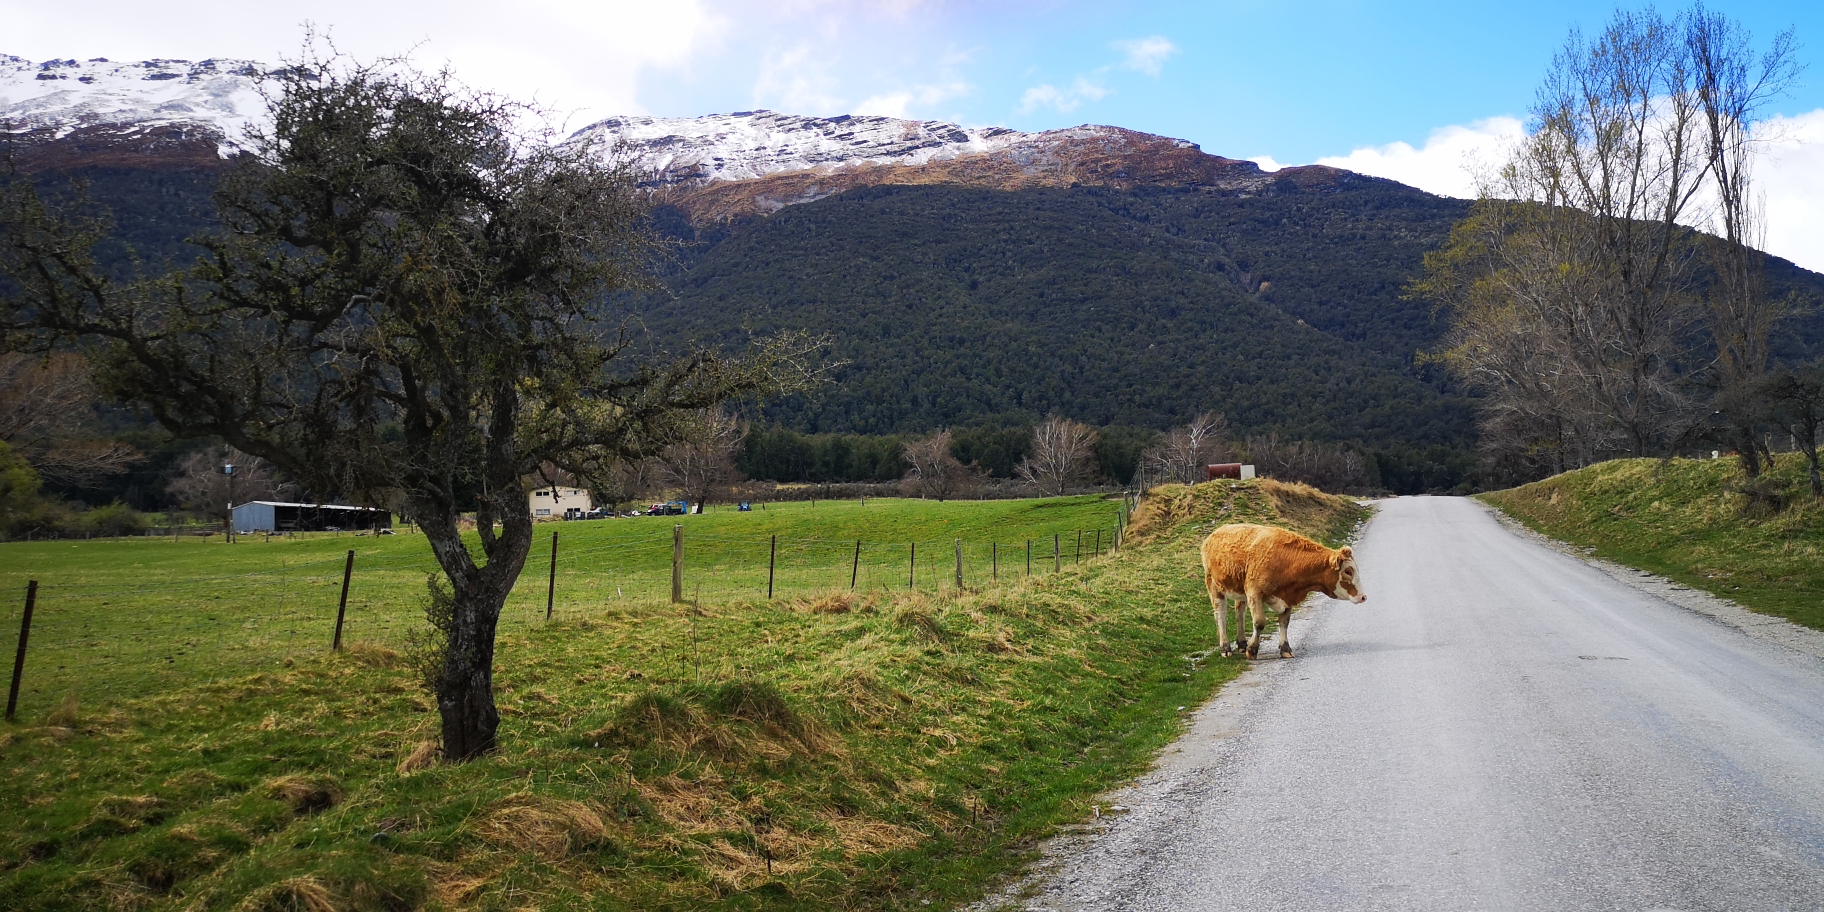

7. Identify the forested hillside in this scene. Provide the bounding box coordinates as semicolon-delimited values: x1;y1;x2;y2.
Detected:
640;181;1479;445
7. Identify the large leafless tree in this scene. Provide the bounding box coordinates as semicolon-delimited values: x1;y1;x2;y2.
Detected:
0;351;139;486
901;429;973;501
1016;417;1098;496
0;49;816;760
656;408;745;510
1140;412;1230;486
1418;5;1797;477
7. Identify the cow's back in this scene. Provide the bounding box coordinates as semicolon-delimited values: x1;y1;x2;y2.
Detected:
1201;523;1329;593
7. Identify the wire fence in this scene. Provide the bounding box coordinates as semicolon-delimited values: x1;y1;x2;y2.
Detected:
2;514;1130;719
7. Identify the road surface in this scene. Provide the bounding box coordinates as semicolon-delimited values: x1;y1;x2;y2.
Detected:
1002;496;1824;912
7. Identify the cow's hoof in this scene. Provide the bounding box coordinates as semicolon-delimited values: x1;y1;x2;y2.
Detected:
1219;646;1234;658
1245;645;1259;659
1280;645;1295;659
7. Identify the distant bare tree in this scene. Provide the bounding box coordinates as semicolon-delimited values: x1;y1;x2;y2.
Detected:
657;409;745;510
1141;412;1230;486
1763;362;1824;497
1246;435;1372;494
166;446;292;519
1017;417;1099;496
587;458;662;514
901;429;973;501
0;352;139;486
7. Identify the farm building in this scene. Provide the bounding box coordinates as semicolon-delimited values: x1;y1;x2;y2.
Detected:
231;501;393;534
529;485;593;519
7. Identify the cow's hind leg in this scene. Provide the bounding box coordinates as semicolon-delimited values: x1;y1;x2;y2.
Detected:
1273;597;1294;658
1208;583;1234;658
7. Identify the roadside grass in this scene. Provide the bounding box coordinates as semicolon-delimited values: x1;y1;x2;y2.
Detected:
0;481;1363;910
0;497;1123;715
1480;454;1824;630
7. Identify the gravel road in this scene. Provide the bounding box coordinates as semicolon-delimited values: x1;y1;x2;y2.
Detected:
994;495;1824;912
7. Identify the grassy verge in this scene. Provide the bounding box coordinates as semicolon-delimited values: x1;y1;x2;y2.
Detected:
1480;454;1824;630
0;481;1363;911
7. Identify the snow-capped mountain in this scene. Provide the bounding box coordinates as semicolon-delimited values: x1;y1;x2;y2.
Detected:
2;54;1358;214
567;111;1032;184
1;56;265;159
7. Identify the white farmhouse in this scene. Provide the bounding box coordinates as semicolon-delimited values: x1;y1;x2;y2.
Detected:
529;485;593;519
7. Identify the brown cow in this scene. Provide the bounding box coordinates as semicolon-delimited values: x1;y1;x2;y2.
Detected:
1200;523;1366;659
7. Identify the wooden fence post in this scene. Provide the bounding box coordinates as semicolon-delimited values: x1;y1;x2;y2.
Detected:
767;534;777;599
1095;529;1102;556
6;581;37;721
851;540;861;590
672;525;683;604
954;539;963;590
545;531;559;621
332;550;354;650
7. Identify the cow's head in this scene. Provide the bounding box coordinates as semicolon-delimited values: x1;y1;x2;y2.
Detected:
1328;546;1367;604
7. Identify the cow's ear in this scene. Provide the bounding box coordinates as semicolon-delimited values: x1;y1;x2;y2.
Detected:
1339;546;1353;560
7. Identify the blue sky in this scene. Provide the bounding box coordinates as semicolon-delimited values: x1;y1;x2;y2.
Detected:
6;0;1822;266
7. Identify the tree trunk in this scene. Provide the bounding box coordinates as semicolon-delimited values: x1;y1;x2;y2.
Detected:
416;496;534;762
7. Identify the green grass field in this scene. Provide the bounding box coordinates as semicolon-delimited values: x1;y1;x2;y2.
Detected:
0;483;1365;911
1481;454;1824;630
0;497;1124;716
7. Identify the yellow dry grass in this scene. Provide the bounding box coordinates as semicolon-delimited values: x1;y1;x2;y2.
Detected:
264;775;342;815
477;794;611;861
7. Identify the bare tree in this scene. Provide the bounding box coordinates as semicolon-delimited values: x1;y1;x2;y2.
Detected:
0;351;139;486
1017;417;1099;496
1419;6;1797;475
1141;412;1230;485
1;48;816;760
656;408;745;510
1762;362;1824;497
1246;435;1372;494
901;429;973;501
1688;10;1801;477
166;446;292;518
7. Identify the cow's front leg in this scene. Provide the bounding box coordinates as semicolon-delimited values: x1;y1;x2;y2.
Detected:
1272;597;1294;658
1244;591;1268;659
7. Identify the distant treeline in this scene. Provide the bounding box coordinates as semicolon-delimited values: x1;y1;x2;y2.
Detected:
738;423;1479;495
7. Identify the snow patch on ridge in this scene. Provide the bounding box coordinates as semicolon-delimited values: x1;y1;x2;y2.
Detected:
1;55;266;156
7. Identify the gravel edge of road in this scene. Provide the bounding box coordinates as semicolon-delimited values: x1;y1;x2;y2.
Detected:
1473;498;1824;662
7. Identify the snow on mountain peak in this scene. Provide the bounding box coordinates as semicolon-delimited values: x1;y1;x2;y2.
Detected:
567;110;1038;184
1;55;266;155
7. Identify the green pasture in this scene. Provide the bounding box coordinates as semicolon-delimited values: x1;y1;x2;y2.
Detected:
0;496;1124;718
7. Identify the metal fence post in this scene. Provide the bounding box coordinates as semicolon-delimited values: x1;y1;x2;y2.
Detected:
672;525;684;604
6;581;37;721
908;542;916;590
545;530;559;621
332;550;354;650
851;540;861;590
992;542;998;580
767;534;777;599
1054;534;1061;573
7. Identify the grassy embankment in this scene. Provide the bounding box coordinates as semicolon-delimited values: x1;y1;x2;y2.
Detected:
0;481;1363;911
1481;453;1824;631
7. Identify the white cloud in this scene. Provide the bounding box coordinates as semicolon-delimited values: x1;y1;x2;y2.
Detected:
1112;36;1176;77
1755;108;1824;274
1018;76;1110;115
753;43;847;114
1274;109;1824;274
1305;116;1526;199
854;79;972;118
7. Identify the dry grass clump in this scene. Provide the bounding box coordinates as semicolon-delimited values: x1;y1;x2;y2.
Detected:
594;679;830;759
44;691;81;727
395;740;439;775
265;775;342;815
1125;479;1363;547
478;795;611;861
234;875;338;912
338;642;404;669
